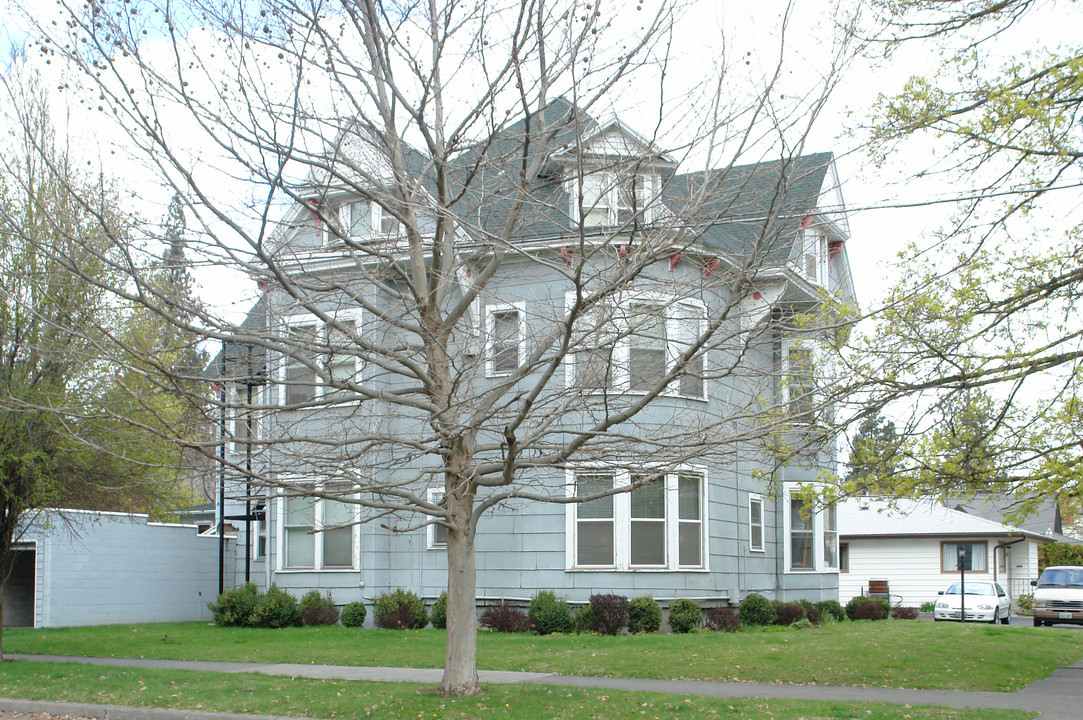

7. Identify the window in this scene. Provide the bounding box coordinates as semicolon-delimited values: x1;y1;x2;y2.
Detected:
279;486;359;570
800;227;827;284
569;293;706;399
252;499;268;560
749;494;765;552
427;489;448;549
941;541;987;573
486;303;524;376
823;503;838;570
330;201;402;245
783;484;837;573
781;338;817;419
574;171;658;227
568;467;706;571
838;542;849;572
789;496;814;571
281;312;362;404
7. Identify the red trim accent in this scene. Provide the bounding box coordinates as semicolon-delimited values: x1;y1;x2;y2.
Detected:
669;253;682;271
800;215;813;228
703;258;720;277
829;239;844;259
561;247;573;267
618;245;627;263
752;291;762;301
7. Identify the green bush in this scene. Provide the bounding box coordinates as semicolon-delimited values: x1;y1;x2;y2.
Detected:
1016;593;1033;611
738;593;777;626
209;582;259;627
572;605;595;634
529;591;574;635
668;598;702;633
299;590;340;626
341;601;367;628
374;589;429;629
251;585;302;628
815;599;845;622
430;592;448;630
627;596;662;634
920;601;936;613
1038;542;1083;571
790;618;814;630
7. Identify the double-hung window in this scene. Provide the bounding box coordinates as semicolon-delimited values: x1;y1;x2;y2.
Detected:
783;484;838;573
426;488;449;549
279;485;359;570
941;541;987;572
281;311;362;404
799;227;827;284
569;293;706;399
749;494;765;552
781;338;817;420
574;171;658;227
568;467;706;571
486;303;525;376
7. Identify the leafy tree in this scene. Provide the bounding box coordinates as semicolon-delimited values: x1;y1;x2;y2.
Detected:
843;413;901;491
846;0;1083;516
0;92;194;654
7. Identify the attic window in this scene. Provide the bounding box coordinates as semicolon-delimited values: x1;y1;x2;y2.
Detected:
327;201;402;245
574;171;658;228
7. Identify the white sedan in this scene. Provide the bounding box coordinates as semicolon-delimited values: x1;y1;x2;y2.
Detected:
934;581;1011;624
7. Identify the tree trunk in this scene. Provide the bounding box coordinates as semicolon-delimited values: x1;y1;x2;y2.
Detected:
438;500;480;696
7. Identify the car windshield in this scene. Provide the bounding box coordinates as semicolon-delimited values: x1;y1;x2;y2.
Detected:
1038;568;1083;588
944;582;995;596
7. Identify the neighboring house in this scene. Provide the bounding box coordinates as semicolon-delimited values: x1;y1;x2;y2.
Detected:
838;497;1054;606
209;99;857;616
2;509;230;628
948;493;1083;543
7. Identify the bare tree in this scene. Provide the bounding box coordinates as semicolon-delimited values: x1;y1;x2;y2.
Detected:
19;0;861;695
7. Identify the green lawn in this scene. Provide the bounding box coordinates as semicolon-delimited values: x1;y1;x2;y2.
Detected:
7;620;1083;692
0;660;1031;720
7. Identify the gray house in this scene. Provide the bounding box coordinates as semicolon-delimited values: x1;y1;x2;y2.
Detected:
210;100;856;617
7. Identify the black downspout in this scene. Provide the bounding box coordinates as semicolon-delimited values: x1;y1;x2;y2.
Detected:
245;381;253;584
218;363;227;596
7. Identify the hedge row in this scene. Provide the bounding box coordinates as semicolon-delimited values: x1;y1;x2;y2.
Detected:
209;586;446;629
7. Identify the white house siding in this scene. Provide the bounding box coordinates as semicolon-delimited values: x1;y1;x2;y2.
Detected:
839;536;1038;608
12;510;231;628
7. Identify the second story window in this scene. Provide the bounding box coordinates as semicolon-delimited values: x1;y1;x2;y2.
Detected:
329;200;402;245
281;311;362;405
800;227;827;285
486;303;524;377
781;338;817;420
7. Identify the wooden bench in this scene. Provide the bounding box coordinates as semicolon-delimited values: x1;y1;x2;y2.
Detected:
867;579;890;600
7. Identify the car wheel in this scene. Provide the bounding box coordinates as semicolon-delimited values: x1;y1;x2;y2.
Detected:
1001;613;1010;625
1033;616;1042;627
991;609;999;624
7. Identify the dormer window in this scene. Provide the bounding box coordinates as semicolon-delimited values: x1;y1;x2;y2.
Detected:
327;200;401;245
574;171;659;228
800;227;828;285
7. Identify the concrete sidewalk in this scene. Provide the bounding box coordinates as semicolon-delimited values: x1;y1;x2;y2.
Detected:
5;653;1081;720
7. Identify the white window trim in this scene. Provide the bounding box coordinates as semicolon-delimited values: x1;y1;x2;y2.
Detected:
799;227;828;285
782;484;837;574
485;302;526;377
564;291;707;400
326;200;402;246
279;310;363;405
564;465;708;572
426;488;448;550
569;171;660;227
276;483;361;572
749;493;765;553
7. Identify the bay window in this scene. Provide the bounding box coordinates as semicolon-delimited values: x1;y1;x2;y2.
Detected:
783;484;838;573
568;467;706;571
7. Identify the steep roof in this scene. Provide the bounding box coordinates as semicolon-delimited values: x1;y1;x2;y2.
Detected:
948;494;1083;545
839;497;1052;542
206;298;268;382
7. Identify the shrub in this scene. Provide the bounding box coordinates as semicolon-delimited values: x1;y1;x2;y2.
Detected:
529;591;574;635
1016;593;1033;611
374;588;429;629
920;601;936;613
209;582;259;627
341;602;367;628
703;606;740;632
627;596;662;634
804;604;823;625
299;591;340;626
738;593;777;626
480;603;532;633
668;598;702;633
572;605;595;634
430;592;448;630
874;598;892;618
774;602;806;626
790;618;814;630
847;597;887;621
251;585;302;628
589;594;628;635
891;606;919;620
816;599;845;622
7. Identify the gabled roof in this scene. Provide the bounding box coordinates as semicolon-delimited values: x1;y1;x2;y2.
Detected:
839;497;1053;542
948;494;1083;545
206;298;268;383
